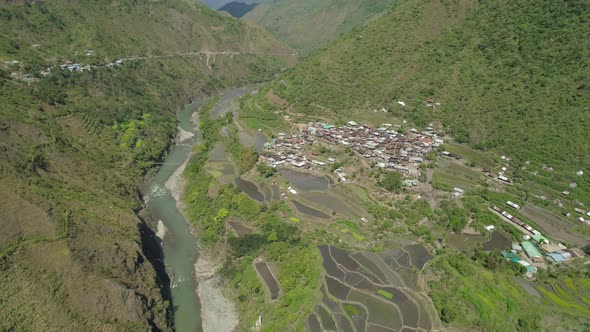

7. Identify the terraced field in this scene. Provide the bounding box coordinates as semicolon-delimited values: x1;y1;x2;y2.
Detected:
536;278;590;316
309;245;441;332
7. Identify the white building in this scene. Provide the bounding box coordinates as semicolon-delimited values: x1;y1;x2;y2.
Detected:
291;160;305;168
507;201;520;209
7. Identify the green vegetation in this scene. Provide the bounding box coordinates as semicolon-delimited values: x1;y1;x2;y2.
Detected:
184;99;321;331
244;0;398;55
436;201;469;233
238;85;289;133
379;172;401;192
261;0;589;187
428;253;540;331
225;125;259;173
257;162;277;178
428;252;590;331
343;303;361;316
377;289;394;299
0;0;294;330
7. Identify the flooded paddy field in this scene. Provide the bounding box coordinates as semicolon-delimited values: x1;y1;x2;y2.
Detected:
312;245;441;332
254;261;280;300
254;132;267;152
234;177;264;202
236;120;267;151
275;167;370;219
301;191;363;217
307;314;322;332
280;168;330;192
316;305;337;330
292;200;330;219
449;231;512;252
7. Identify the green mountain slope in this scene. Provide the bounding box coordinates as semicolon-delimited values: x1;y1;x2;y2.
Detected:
243;0;398;55
0;0;294;330
266;0;589;176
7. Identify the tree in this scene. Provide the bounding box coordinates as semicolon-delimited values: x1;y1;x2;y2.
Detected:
379;172;401;192
257;163;276;178
267;230;278;242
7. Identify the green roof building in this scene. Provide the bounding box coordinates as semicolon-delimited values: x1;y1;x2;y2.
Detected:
501;250;520;262
522;241;543;261
531;233;549;244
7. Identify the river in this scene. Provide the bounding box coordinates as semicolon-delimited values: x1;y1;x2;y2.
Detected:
143;101;203;332
144;88;251;332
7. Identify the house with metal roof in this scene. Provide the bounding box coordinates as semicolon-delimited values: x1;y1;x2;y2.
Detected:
501;250;520;263
531;233;549;244
522;241;544;262
546;252;566;263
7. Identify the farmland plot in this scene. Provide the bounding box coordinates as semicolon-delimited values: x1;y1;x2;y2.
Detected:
310;244;441;331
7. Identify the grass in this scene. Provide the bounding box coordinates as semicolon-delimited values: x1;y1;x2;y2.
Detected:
343;303;361;316
428;254;542;331
261;0;590;189
443;143;497;169
433;167;480;190
537;286;590;316
238;90;290;134
377;289;394;299
0;0;294;329
333;220;365;241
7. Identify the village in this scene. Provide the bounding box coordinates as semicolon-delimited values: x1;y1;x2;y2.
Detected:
259;120;443;184
251;116;588;280
448;151;588;276
487;204;586;275
2;45;133;82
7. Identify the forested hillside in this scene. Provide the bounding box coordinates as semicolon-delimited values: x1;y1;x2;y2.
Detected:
0;0;294;330
243;0;398;55
267;0;589;173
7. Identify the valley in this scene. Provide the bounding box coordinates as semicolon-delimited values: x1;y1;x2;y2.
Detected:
182;83;589;330
0;0;293;330
1;0;589;331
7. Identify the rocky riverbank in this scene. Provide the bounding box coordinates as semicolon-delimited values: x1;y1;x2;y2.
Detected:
164;107;239;332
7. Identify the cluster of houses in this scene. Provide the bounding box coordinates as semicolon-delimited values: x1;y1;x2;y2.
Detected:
258;121;442;183
259;132;326;169
310;121;440;176
59;61;91;72
492;205;586;268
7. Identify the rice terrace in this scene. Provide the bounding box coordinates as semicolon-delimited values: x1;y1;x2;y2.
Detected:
309;244;441;332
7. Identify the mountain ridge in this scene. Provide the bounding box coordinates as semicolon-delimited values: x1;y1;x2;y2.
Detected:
265;0;589;173
243;0;398;55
